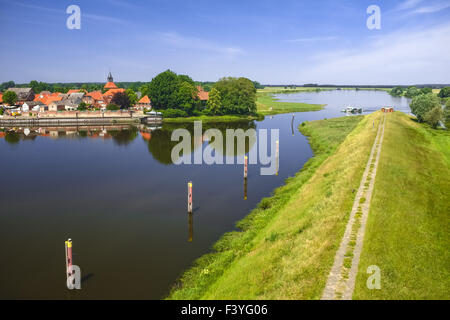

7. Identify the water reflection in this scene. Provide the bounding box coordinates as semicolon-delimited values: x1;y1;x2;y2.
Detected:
1;120;258;165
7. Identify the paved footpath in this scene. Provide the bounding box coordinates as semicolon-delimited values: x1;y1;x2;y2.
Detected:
321;114;386;300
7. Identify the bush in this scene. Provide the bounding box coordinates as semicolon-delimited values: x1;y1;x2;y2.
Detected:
106;103;120;111
423;106;443;128
0;107;4;115
438;87;450;98
410;93;441;123
161;108;188;118
444;99;450;128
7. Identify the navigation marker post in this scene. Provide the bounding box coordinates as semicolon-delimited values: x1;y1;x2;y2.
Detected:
65;238;73;283
188;181;193;214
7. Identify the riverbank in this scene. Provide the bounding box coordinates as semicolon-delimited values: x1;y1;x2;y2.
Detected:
168;114;370;299
257;92;325;115
162;114;264;123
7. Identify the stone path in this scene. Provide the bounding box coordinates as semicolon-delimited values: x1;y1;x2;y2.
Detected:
321;114;386;300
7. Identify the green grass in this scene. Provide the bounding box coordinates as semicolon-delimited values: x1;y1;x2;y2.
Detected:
257;92;324;115
167;114;372;300
354;112;450;299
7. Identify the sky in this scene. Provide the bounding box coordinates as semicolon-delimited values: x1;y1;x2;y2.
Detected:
0;0;449;85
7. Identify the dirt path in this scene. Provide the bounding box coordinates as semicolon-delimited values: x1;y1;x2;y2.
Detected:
321;114;386;300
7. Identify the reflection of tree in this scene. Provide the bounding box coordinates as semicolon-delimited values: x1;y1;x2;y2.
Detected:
145;120;256;165
108;127;139;146
4;132;20;144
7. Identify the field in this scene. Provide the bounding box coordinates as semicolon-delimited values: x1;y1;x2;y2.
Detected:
256;92;324;115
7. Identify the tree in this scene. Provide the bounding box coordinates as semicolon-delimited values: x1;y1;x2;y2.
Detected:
177;81;198;114
3;91;18;105
438;87;450;98
252;81;265;89
126;89;138;106
0;81;15;91
213;77;257;115
420;87;432;94
410;93;441;123
111;92;131;109
77;102;89;111
423;106;443;128
147;70;181;110
106;103;120;111
404;86;420;98
444;99;450;128
389;86;404;96
206;88;222;115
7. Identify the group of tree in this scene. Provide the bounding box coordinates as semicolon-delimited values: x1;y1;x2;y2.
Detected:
138;70;258;117
410;93;447;128
206;77;257;115
390;86;440;98
2;91;18;105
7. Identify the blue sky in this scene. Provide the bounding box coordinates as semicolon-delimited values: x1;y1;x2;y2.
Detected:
0;0;449;84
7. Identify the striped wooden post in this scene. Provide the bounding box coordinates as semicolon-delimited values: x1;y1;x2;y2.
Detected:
65;239;73;281
244;156;248;178
188;181;193;213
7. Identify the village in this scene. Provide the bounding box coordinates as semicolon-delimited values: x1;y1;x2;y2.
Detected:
0;72;210;120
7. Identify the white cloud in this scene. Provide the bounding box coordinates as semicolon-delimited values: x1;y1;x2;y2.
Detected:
158;32;244;57
285;36;338;43
413;2;450;14
395;0;424;11
294;23;450;84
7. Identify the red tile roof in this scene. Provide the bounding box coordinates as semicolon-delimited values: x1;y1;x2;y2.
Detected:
198;90;209;101
87;91;104;101
104;82;118;89
67;89;80;94
0;93;3;103
139;95;151;104
103;88;125;96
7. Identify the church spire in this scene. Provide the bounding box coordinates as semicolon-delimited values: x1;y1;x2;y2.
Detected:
107;71;113;83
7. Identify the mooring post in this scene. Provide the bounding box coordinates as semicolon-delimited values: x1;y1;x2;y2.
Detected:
188;181;193;213
244;156;248;178
291;114;295;136
65;238;73;280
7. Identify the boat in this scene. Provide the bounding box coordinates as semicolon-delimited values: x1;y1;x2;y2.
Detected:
341;106;362;113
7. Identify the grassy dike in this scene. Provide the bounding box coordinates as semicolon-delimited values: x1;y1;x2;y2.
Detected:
354;112;450;299
167;113;384;299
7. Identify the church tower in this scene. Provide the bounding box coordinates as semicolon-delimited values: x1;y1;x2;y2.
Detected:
107;71;113;83
104;71;118;90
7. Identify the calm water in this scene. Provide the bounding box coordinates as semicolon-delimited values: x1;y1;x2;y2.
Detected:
0;90;410;299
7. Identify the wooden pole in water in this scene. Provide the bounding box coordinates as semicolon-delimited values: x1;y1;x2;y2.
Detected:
65;239;73;281
291;114;295;136
188;181;193;214
244;156;248;178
